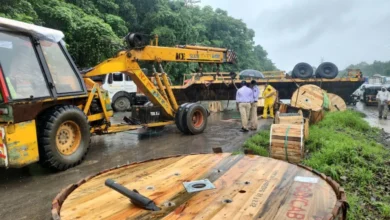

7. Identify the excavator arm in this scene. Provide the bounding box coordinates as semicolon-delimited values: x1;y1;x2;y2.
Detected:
84;43;236;119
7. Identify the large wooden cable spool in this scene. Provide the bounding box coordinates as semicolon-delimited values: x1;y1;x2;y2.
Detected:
270;124;304;164
52;154;348;220
290;85;325;111
274;112;309;140
328;93;347;112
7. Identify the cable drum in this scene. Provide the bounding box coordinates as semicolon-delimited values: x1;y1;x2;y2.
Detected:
290;85;324;111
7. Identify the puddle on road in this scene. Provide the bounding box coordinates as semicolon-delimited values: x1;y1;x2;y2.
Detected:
355;102;390;133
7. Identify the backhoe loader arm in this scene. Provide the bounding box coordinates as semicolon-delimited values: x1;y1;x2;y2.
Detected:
130;45;235;63
84;45;236;118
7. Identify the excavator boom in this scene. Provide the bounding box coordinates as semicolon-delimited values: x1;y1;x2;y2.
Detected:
84;41;236;118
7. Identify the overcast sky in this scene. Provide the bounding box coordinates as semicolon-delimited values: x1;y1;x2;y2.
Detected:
200;0;390;71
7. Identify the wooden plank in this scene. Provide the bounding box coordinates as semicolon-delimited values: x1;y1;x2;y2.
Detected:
271;150;302;157
193;158;283;220
270;140;302;147
272;132;302;137
136;154;246;219
229;161;291;219
271;152;302;158
257;165;300;219
271;150;302;155
63;157;183;205
272;168;337;219
276;114;304;125
101;154;230;220
304;119;309;141
271;136;302;143
163;155;272;220
61;154;229;220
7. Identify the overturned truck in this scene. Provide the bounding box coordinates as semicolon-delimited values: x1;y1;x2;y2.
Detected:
172;63;364;105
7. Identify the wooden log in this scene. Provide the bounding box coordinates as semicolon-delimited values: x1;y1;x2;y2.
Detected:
270;124;304;164
54;154;347;220
291;85;324;111
328;93;347;112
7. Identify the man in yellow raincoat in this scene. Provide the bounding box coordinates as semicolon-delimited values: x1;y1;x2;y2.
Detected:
261;84;277;119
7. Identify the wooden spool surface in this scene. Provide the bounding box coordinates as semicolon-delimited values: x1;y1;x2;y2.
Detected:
328;93;347;112
53;154;347;220
291;85;324;111
275;113;304;125
310;110;325;124
304;119;310;141
270;124;304;164
278;103;288;113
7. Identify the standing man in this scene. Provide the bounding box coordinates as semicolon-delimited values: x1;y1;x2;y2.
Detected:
376;86;389;119
236;81;253;132
249;80;260;130
262;84;277;119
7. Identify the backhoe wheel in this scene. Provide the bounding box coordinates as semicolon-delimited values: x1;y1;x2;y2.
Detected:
38;105;90;171
184;104;208;135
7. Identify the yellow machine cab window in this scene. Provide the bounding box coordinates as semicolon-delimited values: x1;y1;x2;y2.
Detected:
40;40;83;94
0;31;50;101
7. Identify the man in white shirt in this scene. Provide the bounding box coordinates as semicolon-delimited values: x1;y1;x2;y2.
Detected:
236;81;253;132
376;86;389;119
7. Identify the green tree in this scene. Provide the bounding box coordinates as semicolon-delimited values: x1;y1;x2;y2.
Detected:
0;0;278;80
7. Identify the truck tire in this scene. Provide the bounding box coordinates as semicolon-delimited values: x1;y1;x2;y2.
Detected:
175;103;190;133
292;63;313;79
179;103;195;134
112;91;132;112
184;104;208;135
37;105;90;171
315;62;338;79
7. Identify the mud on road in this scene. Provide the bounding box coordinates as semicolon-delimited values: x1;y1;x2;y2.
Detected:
0;109;271;220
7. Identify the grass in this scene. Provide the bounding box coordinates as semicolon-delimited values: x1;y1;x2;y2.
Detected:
242;110;390;220
242;130;270;157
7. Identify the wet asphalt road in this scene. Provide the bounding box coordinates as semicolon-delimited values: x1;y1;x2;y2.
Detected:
354;101;390;132
0;103;271;220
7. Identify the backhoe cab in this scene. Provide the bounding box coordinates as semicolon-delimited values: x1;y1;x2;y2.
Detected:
0;18;236;171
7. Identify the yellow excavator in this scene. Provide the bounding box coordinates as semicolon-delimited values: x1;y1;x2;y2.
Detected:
0;18;236;170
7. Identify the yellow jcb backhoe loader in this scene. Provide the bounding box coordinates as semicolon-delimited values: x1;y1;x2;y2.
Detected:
0;17;236;171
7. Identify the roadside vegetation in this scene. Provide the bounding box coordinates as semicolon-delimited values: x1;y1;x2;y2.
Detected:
243;110;390;220
0;0;277;83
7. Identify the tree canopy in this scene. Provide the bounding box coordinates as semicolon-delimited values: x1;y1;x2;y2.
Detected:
0;0;277;83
